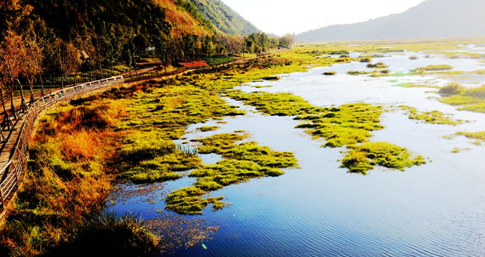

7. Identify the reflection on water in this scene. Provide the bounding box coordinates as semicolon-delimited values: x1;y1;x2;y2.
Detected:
109;48;485;256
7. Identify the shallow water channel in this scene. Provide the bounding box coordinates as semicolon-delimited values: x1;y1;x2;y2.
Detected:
109;48;485;256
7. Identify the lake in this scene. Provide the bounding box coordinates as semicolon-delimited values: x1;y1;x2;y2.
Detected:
110;47;485;256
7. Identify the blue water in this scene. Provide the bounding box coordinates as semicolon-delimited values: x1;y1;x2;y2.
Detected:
109;49;485;256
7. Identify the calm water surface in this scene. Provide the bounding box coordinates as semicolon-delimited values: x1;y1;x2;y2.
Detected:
109;49;485;256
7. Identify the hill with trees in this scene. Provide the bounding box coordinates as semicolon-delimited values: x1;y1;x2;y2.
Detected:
0;0;292;124
296;0;485;42
188;0;260;35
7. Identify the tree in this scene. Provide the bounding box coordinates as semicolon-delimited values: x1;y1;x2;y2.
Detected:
22;39;44;103
54;39;81;88
280;33;295;49
0;31;27;120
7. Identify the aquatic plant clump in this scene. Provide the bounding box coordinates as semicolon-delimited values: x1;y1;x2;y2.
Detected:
166;133;299;214
116;131;202;183
198;126;220;132
416;64;453;72
399;106;464;126
438;83;464;96
341;142;427;174
367;62;389;69
454;131;485;143
295;103;384;148
225;90;324;116
438;83;485;113
165;186;225;215
191;133;249;154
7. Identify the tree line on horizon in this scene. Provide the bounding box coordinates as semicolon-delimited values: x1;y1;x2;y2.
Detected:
0;0;294;124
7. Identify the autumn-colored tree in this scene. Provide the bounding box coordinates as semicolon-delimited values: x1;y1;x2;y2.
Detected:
0;31;27;120
280;33;295;49
0;0;33;40
22;40;44;103
54;39;81;88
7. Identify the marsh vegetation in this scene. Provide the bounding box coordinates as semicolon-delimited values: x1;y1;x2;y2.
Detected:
9;39;485;256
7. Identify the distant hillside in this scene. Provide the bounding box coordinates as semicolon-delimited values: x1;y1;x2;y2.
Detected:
154;0;214;37
296;0;485;42
188;0;260;35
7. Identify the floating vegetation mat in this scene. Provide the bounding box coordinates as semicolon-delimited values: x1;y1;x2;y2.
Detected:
295;103;385;148
166;132;299;215
438;84;485;113
225;90;324;116
399;105;465;126
448;131;485;146
341;142;426;175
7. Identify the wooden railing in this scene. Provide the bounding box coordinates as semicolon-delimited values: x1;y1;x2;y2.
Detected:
0;75;124;219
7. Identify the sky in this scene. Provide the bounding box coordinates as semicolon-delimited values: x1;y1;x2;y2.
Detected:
221;0;426;36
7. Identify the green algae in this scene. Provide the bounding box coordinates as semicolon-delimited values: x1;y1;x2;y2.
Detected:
295;103;384;148
341;142;426;175
198;126;220;132
399;106;464;126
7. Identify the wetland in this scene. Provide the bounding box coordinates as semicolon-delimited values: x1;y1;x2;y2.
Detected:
16;40;485;256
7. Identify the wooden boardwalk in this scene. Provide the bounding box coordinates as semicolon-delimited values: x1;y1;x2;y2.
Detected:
0;76;125;220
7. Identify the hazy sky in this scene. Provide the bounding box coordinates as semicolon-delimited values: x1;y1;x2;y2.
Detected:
221;0;426;36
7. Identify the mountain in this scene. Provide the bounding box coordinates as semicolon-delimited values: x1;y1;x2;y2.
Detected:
296;0;485;42
188;0;260;35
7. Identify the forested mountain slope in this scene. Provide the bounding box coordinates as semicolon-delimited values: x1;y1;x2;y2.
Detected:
188;0;260;35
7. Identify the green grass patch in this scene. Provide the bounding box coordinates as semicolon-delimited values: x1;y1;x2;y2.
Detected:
395;83;439;89
367;62;388;69
399;105;464;126
225;91;323;116
295;103;384;148
416;64;453;72
198;126;220;132
166;132;298;214
204;56;236;66
341;142;426;174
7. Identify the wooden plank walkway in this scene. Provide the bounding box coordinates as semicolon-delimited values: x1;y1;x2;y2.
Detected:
0;76;125;220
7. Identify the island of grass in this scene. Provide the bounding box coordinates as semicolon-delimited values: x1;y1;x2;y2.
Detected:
341;142;426;175
367;62;388;69
198;126;220;132
415;64;453;72
448;131;485;146
438;83;485;113
394;83;439;89
399;105;464;126
166;132;299;215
